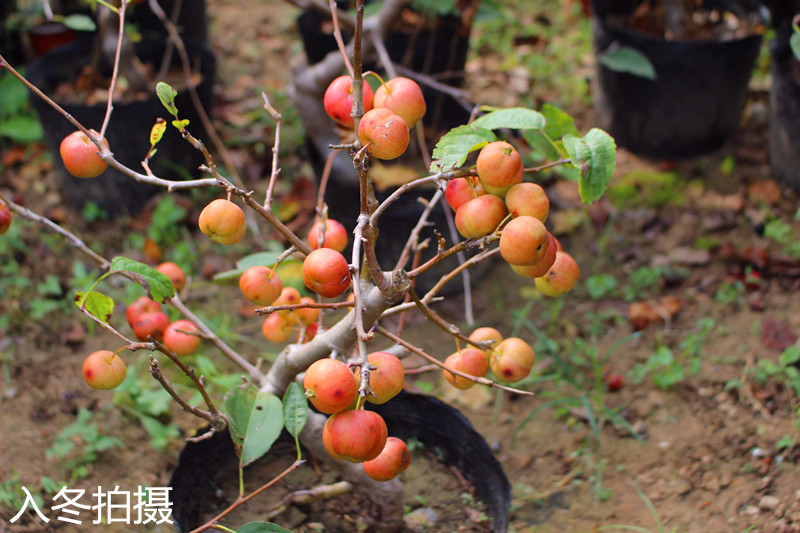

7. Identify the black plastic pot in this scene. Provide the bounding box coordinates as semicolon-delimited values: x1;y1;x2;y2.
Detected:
27;38;215;215
769;25;800;193
591;0;765;158
127;0;208;44
169;391;512;532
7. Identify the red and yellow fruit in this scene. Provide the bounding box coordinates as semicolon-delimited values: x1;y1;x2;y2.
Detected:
534;251;580;297
357;108;409;160
0;203;11;234
239;266;283;306
373;77;426;128
163;319;202;356
468;327;503;360
304;358;359;414
476;141;524;196
510;232;558;279
60;130;109;178
82;350;127;390
499;215;549;266
198;199;246;245
261;312;294;343
363;437;411;481
302;248;351;298
443;347;489;389
455;194;507;239
126;296;162;329
324;75;375;128
490;337;535;383
132;311;170;342
156;261;186;292
322;409;388;462
354;352;405;404
505;182;549;222
307;218;348;252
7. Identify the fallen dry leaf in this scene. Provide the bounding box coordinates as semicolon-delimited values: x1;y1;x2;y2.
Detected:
628;296;682;330
746;179;782;205
760;317;798;352
667;247;711;266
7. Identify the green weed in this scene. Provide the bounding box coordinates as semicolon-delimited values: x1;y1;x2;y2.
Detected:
629;318;715;389
45;409;122;481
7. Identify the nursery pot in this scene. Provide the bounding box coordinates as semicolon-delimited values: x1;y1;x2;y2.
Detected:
26;37;215;215
768;26;800;193
591;0;765;159
27;22;76;57
169;391;512;532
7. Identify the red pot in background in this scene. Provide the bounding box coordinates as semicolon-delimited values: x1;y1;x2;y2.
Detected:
27;22;75;56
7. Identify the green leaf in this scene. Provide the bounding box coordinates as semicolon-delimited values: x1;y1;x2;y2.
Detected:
224;386;256;449
429;125;496;172
0;72;29;117
780;345;800;366
282;382;307;440
598;44;656;80
109;257;175;303
563;128;616;204
73;291;115;323
471;107;545;131
156;82;179;117
62;14;96;31
792;24;800;62
224;387;283;466
585;273;618;300
523;104;579;162
241;392;283;467
172;119;190;129
0;116;43;143
237;523;294;533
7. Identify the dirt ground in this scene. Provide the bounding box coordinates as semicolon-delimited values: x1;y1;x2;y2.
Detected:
2;1;800;533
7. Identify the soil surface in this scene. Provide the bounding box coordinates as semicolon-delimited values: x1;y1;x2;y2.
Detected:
2;1;800;533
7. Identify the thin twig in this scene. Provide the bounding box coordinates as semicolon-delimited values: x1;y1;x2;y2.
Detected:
99;0;127;139
329;0;354;77
409;232;499;280
149;356;216;424
421;247;501;304
0;193;109;268
369;175;442;227
171;295;265;383
407;289;491;353
151;339;221;418
256;301;354;316
189;460;305;533
262;92;283;208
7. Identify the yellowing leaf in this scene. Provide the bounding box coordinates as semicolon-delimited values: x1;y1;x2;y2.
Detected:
149;118;166;149
369;161;419;190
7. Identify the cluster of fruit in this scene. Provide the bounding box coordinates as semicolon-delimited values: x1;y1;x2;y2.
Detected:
324;75;426;160
237;218;352;344
82;261;198;390
445;140;580;297
444;327;535;387
305;354;410;482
